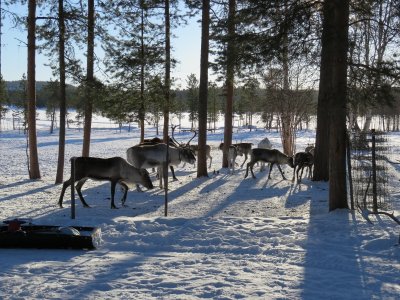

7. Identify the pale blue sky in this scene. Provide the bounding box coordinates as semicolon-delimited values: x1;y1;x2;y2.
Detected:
1;3;202;89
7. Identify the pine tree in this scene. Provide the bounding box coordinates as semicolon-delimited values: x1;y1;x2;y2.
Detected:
197;0;210;177
27;0;41;179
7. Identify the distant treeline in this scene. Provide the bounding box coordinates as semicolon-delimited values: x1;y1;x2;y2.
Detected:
5;81;79;108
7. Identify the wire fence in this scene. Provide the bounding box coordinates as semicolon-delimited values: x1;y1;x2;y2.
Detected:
348;129;393;211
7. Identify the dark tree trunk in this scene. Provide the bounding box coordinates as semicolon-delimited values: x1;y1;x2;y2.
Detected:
82;0;94;157
197;0;210;177
55;0;66;184
222;0;235;168
313;0;335;182
328;0;349;211
139;5;145;143
27;0;41;179
163;0;170;143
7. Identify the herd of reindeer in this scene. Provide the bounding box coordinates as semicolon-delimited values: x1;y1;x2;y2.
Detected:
58;129;315;209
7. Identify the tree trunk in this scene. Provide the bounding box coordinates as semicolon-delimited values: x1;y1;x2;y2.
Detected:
313;0;335;182
82;0;94;157
163;0;170;143
55;0;66;184
222;0;235;168
197;0;210;177
139;5;145;143
27;0;41;179
328;0;350;211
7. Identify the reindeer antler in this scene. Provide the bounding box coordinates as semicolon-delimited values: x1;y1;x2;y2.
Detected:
170;124;181;146
186;130;198;146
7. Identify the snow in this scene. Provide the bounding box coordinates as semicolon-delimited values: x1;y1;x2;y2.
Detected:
0;110;399;299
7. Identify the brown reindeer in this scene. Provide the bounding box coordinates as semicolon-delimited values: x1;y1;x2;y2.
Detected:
219;142;253;167
244;148;294;180
58;157;154;209
292;151;314;183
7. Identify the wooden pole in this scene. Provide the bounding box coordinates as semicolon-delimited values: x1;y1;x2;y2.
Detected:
71;158;76;219
371;129;378;213
346;132;354;210
164;139;169;217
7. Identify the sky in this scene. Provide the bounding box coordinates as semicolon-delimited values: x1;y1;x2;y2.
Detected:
0;2;202;88
0;109;399;299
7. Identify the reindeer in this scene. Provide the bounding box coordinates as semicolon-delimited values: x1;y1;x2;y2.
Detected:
228;145;239;174
138;125;197;180
126;143;196;188
219;142;253;167
257;137;272;171
187;144;213;168
292;151;314;183
244;148;294;180
182;130;213;168
58;156;154;209
305;144;315;155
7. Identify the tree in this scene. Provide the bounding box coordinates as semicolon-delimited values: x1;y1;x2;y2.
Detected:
315;0;350;210
147;75;165;135
186;73;199;129
163;0;171;143
347;0;400;132
197;0;210;177
55;0;67;184
41;80;60;134
100;0;164;143
238;77;260;131
82;0;94;157
222;0;236;168
0;74;9;131
27;0;40;179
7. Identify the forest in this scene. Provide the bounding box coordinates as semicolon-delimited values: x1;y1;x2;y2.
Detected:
0;0;399;211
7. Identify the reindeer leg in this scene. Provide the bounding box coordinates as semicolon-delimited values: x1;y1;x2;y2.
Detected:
277;164;286;180
120;182;129;207
75;178;90;208
158;166;164;189
208;155;212;169
110;181;118;209
136;184;143;192
268;163;274;179
296;165;301;182
250;162;257;179
58;179;71;208
292;165;297;182
244;163;250;178
170;166;178;181
241;154;247;168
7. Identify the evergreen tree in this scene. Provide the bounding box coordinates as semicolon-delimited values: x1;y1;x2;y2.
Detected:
100;0;165;143
186;74;199;130
0;75;9;131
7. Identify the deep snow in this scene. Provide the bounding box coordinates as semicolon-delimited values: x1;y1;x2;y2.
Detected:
0;111;399;300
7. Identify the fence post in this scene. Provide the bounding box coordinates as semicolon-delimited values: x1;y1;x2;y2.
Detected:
71;158;76;219
371;129;378;213
346;131;354;210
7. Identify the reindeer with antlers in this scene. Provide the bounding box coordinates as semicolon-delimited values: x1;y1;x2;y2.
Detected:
182;130;213;168
126;126;197;188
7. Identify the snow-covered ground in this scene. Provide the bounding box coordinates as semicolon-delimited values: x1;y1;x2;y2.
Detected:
0;110;399;299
